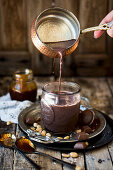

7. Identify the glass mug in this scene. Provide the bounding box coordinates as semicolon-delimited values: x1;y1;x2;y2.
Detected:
41;81;88;134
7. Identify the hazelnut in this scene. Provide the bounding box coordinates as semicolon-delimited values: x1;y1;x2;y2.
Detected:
76;129;82;133
7;121;12;125
70;152;78;158
62;153;70;158
64;136;70;140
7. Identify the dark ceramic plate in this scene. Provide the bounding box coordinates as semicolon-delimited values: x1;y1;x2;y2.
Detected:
18;103;106;144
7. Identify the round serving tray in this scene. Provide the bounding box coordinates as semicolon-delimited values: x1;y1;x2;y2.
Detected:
18;103;106;144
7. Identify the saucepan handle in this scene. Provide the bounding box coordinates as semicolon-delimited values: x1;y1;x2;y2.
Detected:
80;20;113;34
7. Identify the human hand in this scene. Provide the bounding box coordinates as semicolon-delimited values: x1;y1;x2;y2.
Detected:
94;10;113;38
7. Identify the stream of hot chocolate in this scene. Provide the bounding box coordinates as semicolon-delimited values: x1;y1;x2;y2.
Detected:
58;52;63;92
45;39;76;92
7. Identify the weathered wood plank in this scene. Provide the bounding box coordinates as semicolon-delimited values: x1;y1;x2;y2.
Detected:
61;77;113;170
73;54;110;76
0;77;16;169
107;78;113;165
107;78;113;98
0;0;2;50
79;0;107;53
0;0;27;50
0;121;16;169
75;54;108;67
85;147;113;170
0;52;30;76
77;77;113;170
62;152;85;170
76;67;112;77
55;0;79;17
0;76;12;96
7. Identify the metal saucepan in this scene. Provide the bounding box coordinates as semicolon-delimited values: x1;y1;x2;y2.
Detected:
31;7;113;58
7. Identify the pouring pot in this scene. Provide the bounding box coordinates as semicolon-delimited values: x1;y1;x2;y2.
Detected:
31;7;113;58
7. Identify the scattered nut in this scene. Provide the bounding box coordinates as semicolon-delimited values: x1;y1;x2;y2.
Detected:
57;137;63;140
33;123;38;127
30;127;35;131
85;142;89;146
21;136;25;138
37;125;41;129
64;136;70;140
41;130;46;136
46;133;51;137
62;153;70;158
76;129;82;133
7;121;12;125
70;152;78;158
39;128;43;133
76;166;82;170
36;127;42;132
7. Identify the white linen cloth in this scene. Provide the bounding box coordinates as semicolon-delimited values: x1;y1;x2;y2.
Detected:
0;93;32;124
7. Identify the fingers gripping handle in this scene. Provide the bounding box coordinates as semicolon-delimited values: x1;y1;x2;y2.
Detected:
81;20;113;34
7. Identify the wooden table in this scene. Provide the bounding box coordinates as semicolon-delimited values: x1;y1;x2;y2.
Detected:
0;76;113;170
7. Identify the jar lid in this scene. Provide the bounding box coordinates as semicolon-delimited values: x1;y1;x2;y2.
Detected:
14;69;33;81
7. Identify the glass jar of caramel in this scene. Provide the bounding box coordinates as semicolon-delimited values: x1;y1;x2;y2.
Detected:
9;69;37;102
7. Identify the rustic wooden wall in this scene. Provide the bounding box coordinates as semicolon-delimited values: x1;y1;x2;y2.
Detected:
0;0;113;76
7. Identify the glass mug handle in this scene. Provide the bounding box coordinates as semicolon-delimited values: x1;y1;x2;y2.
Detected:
80;96;92;110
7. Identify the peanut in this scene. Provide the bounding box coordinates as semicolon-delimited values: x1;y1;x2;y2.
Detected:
30;127;35;131
37;125;41;129
70;152;78;158
76;129;82;133
76;166;82;170
41;130;46;136
21;136;25;138
46;133;51;137
62;153;70;158
39;128;43;133
33;123;38;127
64;136;70;140
36;127;42;132
7;121;12;125
57;137;63;140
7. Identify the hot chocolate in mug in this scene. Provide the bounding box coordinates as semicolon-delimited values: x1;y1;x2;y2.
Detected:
41;81;93;134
